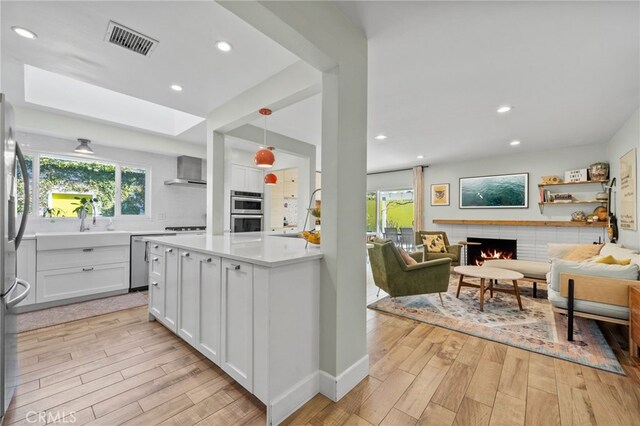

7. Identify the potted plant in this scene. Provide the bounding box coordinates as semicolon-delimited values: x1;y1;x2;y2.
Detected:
42;207;65;222
72;197;98;219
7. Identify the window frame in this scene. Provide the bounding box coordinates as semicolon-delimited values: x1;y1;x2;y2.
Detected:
22;150;152;221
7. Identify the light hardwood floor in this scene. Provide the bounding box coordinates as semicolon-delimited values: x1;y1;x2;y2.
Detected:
7;307;266;425
8;278;640;425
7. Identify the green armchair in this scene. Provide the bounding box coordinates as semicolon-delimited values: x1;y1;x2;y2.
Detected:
412;231;461;266
368;240;452;300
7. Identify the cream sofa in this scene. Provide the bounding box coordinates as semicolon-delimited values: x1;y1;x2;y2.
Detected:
487;243;640;346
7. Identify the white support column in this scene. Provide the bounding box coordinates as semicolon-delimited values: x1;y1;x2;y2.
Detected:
206;129;225;235
219;0;369;401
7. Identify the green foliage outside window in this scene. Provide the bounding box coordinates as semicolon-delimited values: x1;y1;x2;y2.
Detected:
39;156;116;217
366;192;377;232
17;153;147;219
17;155;33;214
121;167;146;215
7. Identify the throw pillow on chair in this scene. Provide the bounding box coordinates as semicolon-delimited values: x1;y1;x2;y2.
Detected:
423;234;446;253
398;248;418;265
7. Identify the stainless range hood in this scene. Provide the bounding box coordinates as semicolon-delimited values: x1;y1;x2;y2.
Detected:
164;156;206;187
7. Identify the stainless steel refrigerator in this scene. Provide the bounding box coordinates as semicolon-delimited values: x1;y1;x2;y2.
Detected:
0;94;32;421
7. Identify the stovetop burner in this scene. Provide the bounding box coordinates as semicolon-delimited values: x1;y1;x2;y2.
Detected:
165;226;206;232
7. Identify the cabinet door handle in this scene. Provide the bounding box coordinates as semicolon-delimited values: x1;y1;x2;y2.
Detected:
182;252;190;258
82;248;94;252
152;281;159;287
200;257;212;263
153;257;159;262
229;264;241;270
153;244;159;249
82;267;94;272
166;248;173;253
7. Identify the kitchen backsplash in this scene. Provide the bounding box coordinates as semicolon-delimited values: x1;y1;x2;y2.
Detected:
283;197;298;227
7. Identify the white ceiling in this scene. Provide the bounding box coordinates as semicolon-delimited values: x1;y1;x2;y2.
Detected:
1;1;298;144
337;1;640;172
2;2;638;173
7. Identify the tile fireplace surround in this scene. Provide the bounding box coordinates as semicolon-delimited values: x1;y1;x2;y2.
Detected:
434;223;605;262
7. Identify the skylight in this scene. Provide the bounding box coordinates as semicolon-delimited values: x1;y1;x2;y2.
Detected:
23;65;205;136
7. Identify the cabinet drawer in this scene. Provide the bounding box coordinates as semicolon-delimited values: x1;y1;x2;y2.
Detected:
38;245;130;271
149;252;164;277
36;262;129;303
149;243;164;257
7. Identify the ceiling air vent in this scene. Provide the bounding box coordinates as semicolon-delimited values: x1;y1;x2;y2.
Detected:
104;21;158;56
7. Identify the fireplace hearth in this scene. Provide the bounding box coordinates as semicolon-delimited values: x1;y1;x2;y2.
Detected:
467;237;517;265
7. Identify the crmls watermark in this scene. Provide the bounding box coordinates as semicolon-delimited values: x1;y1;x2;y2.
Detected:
26;411;77;424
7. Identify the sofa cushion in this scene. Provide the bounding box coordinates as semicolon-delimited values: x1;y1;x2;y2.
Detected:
548;258;639;292
482;259;550;280
422;234;446;253
600;243;639;258
594;255;631;265
547;287;629;320
562;244;603;261
547;243;585;260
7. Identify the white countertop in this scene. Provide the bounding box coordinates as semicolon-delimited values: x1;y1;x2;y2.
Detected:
144;232;323;268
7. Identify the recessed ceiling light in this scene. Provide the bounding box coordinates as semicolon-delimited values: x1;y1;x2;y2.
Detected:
170;84;183;92
497;105;512;113
374;134;387;140
510;140;521;146
417;155;425;159
12;26;37;39
215;41;232;52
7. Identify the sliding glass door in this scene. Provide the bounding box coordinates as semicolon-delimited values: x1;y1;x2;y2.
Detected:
366;189;414;234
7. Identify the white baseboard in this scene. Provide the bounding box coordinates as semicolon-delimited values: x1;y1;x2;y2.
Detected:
319;355;369;401
269;372;320;425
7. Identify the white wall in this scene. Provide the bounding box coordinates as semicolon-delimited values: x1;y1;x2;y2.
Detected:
424;143;609;223
607;108;640;250
367;169;413;192
20;132;207;233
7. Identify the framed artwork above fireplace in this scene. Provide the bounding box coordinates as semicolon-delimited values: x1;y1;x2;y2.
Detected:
459;173;529;209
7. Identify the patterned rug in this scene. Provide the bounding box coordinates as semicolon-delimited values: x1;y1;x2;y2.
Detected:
17;292;148;333
368;276;624;374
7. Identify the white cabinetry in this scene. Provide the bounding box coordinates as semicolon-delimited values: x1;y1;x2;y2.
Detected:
231;164;263;193
197;254;221;363
147;240;320;425
162;247;179;332
16;240;36;307
177;249;198;345
221;259;253;390
36;234;130;304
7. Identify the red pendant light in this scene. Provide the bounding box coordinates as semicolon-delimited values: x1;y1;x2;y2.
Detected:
255;108;275;168
264;173;277;186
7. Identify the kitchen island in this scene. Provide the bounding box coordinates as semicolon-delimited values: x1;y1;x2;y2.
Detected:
143;232;322;425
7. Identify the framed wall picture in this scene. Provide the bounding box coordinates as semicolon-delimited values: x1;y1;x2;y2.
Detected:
431;183;450;206
459;173;529;209
620;148;637;230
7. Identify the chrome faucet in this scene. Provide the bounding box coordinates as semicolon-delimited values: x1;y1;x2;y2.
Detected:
79;212;88;232
79;199;98;232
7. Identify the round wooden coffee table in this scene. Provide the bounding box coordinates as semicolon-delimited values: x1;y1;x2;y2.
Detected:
453;265;524;312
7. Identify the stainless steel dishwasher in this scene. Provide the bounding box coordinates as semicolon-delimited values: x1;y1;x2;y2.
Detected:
130;234;175;290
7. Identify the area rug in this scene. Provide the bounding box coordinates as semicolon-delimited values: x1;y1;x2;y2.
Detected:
368;276;624;374
17;292;148;333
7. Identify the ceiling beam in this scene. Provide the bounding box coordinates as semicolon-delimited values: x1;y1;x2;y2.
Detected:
207;60;321;133
14;107;205;157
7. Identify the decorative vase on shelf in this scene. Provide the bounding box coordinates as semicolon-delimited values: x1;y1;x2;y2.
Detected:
589;162;609;181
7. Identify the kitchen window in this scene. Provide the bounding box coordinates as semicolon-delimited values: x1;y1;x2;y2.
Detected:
17;153;150;219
